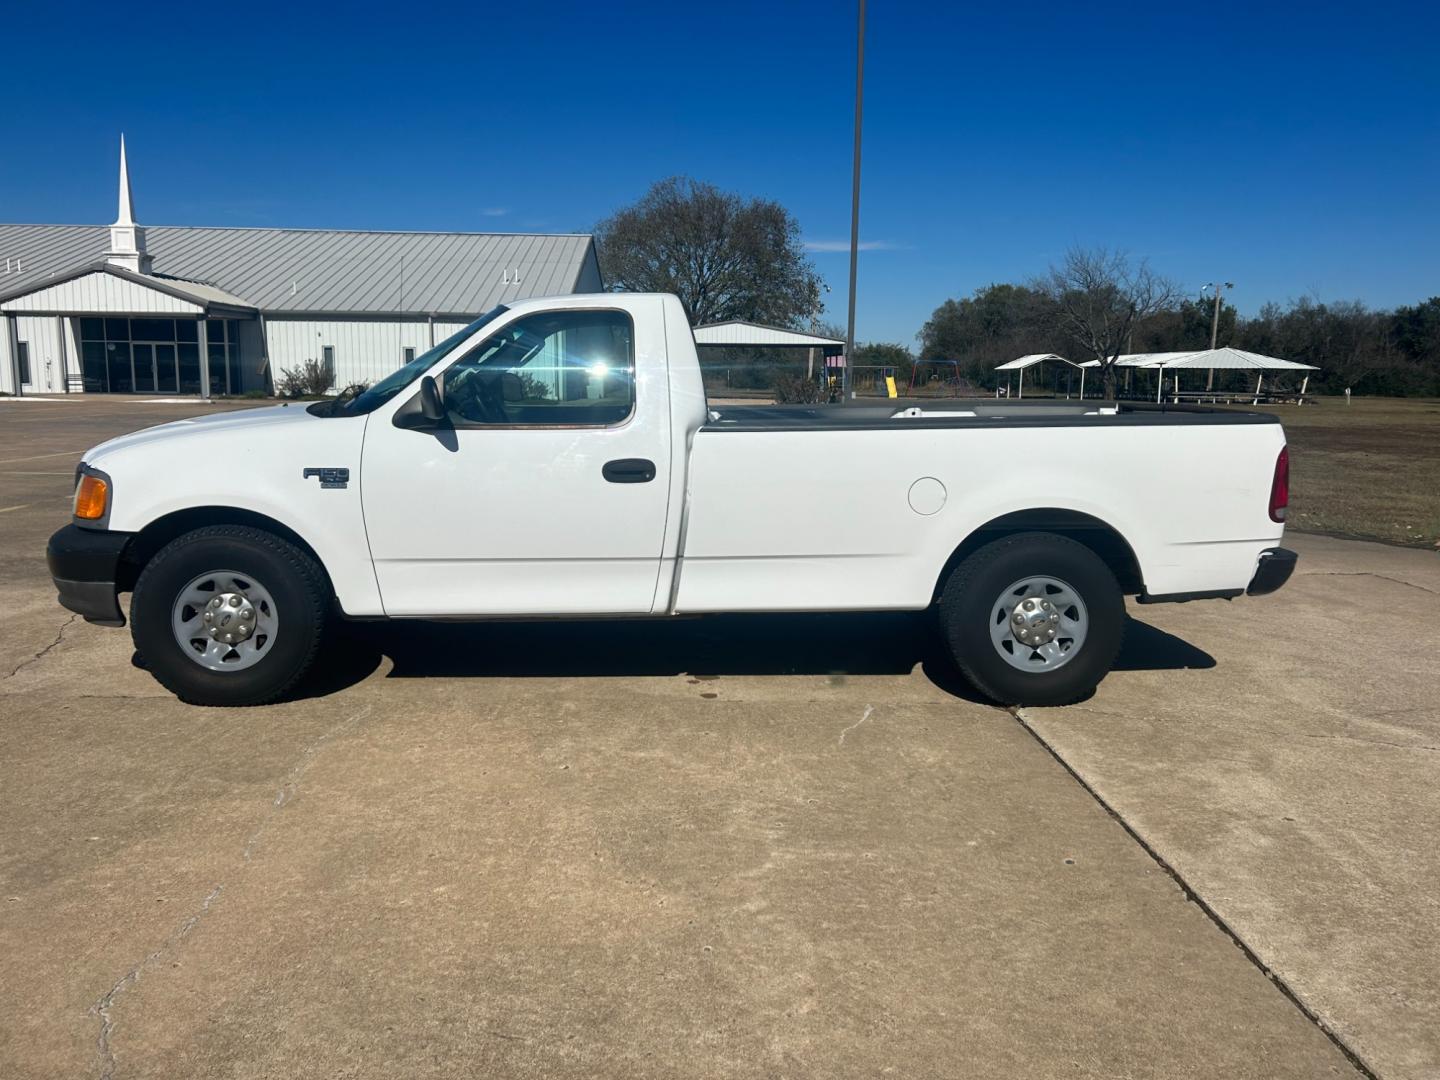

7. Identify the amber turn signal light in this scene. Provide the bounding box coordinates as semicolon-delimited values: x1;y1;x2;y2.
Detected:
74;474;109;520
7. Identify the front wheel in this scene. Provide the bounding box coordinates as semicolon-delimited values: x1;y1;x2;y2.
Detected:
130;525;330;706
938;532;1125;707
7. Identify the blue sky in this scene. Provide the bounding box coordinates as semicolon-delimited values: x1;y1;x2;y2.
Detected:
4;0;1437;343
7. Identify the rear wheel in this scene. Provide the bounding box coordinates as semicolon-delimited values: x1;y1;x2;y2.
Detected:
938;532;1125;706
131;525;329;706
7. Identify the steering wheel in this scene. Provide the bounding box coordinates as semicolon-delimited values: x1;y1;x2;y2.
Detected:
446;366;508;424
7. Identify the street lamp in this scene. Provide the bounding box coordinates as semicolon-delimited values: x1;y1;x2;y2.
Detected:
1200;281;1234;350
842;0;866;401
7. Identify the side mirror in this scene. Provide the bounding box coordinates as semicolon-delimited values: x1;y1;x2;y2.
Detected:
394;375;448;430
419;375;445;420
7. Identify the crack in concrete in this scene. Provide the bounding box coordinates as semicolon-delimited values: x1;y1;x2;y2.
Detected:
3;614;79;680
89;885;223;1080
243;705;372;862
837;704;874;746
85;703;373;1080
1298;571;1439;596
1007;705;1380;1080
1280;730;1439;754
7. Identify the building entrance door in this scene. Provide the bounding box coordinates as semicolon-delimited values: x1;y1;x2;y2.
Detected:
155;344;177;392
132;343;156;392
129;343;180;393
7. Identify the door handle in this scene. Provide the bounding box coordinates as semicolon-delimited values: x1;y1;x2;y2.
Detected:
602;458;656;484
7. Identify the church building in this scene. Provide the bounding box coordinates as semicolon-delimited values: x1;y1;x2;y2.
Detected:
0;138;602;396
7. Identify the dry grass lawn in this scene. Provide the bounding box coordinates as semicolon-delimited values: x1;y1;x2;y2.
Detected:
1230;397;1440;548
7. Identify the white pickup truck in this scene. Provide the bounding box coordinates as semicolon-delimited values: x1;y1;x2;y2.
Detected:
47;292;1296;707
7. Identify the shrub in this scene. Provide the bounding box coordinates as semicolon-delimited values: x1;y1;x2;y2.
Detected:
277;359;335;399
772;373;825;404
518;373;552;400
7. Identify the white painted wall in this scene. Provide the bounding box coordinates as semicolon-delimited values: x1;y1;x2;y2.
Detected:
263;317;473;388
0;272;203;316
0;316;67;394
574;252;603;293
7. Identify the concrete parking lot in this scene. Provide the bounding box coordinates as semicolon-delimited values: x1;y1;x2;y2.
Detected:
2;397;1436;1079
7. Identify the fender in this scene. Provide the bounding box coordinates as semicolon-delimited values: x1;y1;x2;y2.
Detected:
84;408;385;616
924;494;1154;601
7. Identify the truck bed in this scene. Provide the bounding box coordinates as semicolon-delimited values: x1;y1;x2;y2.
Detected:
702;400;1279;431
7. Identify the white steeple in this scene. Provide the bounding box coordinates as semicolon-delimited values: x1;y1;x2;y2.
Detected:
106;134;151;274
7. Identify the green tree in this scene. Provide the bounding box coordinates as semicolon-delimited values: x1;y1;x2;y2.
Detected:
594;177;823;328
853;342;916;385
918;283;1058;386
1134;296;1238;352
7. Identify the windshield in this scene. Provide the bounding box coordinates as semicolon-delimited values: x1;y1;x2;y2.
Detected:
308;306;508;417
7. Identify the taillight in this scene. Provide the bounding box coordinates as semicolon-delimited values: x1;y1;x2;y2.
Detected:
1268;445;1289;523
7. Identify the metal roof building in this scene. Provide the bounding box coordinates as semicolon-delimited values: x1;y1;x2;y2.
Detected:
0;139;602;396
692;321;844;349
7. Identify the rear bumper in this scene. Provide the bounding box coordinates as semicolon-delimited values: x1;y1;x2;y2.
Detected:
46;524;132;627
1138;545;1298;604
1246;546;1298;596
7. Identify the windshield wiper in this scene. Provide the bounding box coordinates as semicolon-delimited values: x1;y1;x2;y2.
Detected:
306;384;365;417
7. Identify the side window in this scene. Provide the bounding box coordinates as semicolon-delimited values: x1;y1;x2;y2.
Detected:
440;310;635;426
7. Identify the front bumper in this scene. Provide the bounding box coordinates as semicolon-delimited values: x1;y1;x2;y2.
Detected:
1247;546;1298;596
46;524;132;627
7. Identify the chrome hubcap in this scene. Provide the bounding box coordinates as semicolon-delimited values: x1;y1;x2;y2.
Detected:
172;570;278;672
203;592;257;645
1011;596;1061;647
990;575;1088;673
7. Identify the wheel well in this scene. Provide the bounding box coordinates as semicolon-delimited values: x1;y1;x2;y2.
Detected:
118;507;331;593
933;509;1145;601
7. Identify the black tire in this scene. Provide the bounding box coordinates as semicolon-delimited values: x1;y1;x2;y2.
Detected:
938;531;1125;707
130;525;329;707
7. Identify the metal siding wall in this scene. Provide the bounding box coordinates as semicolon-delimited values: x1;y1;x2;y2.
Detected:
0;319;11;395
432;321;471;340
61;317;82;390
574;253;603;293
14;316;65;392
263;318;444;387
2;273;203;315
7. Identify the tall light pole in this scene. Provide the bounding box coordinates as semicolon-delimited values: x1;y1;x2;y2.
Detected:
1201;281;1234;391
1202;281;1234;350
842;0;866;401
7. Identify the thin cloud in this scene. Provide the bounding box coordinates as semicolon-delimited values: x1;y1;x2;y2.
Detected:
804;239;904;253
481;207;510;217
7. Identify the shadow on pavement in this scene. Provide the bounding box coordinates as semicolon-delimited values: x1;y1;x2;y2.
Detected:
1114;617;1217;671
298;612;1214;704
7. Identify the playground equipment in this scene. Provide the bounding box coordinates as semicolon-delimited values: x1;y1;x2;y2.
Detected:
907;359;965;396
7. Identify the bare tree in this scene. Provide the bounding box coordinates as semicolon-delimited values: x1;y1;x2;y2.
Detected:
595;177;823;328
1034;248;1180;398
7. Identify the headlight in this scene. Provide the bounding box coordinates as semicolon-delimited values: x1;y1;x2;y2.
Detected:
74;473;110;521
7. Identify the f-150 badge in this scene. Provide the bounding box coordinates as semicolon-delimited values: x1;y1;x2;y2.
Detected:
302;467;350;490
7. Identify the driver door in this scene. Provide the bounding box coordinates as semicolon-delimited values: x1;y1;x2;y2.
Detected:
360;298;673;616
